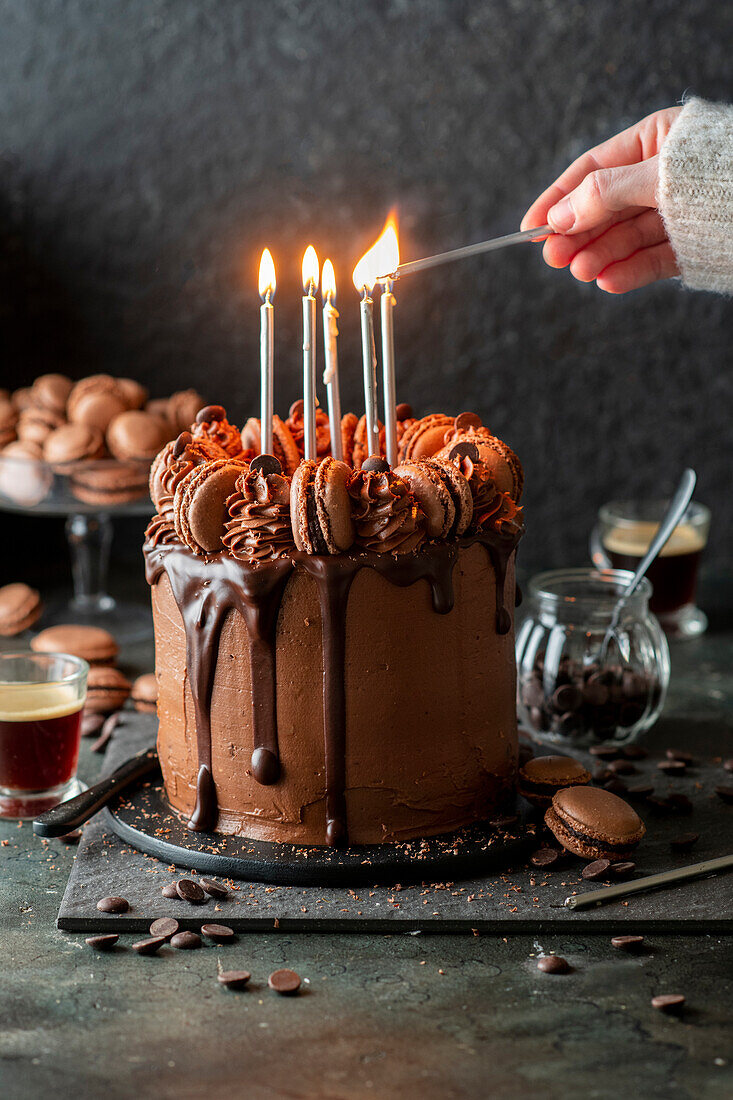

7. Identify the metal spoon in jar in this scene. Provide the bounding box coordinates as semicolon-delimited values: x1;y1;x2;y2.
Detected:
599;468;697;661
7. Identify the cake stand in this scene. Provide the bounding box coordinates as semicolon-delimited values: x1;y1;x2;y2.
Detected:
0;452;153;643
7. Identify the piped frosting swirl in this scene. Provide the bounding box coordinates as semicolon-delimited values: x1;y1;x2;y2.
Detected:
347;468;426;554
224;467;295;562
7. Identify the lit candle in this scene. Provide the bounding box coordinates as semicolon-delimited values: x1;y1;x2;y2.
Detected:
353;216;400;464
377;217;400;467
301;245;320;462
352;247;379;458
258;248;276;455
321;259;343;462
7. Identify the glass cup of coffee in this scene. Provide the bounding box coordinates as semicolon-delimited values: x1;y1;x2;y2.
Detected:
0;652;88;819
590;500;710;638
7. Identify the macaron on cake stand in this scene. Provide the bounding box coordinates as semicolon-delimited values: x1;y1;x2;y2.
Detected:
0;451;153;643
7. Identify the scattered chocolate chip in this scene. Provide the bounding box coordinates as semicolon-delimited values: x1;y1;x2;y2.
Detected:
723;759;733;773
176;878;206;904
200;877;228;900
361;455;391;474
602;778;628;795
589;744;621;759
161;883;179;899
489;815;519;829
582;859;611;881
170;931;201;950
196;404;225;424
551;684;583;713
201;923;234;943
657;759;687;775
611;935;645;952
218;969;251;990
96;896;129;914
81;712;105;737
85;934;119;951
131;936;166;956
715;785;733;805
670;832;699;852
537;955;570;974
651;993;685;1013
250;453;282;476
531;847;560;868
666;793;693;815
666;748;694;764
91;711;121;753
610;861;636;880
268;968;302;995
173;430;193;457
622;744;647;760
150;917;179;939
395;403;413;420
627;782;654;799
607;759;636;775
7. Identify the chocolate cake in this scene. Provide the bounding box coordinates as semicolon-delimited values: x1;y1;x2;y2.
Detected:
144;405;524;847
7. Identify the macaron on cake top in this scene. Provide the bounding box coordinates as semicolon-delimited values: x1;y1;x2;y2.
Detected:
545;786;646;861
291;457;355;555
518;754;591;809
145;400;523;567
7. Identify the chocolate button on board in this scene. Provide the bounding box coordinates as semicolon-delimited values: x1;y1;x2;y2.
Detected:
201;924;235;943
537;955;570;974
268;968;301;995
581;859;611;881
200;877;228;899
611;935;645;952
652;994;685;1013
176;879;206;904
170;931;201;950
96;896;129;914
85;934;119;951
131;936;166;956
150;918;179;939
218;970;251;990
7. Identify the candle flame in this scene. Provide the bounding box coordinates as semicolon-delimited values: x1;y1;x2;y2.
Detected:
352;213;399;292
258;248;276;299
322;259;337;301
302;245;320;294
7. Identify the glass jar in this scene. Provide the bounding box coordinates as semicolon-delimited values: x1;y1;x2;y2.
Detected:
515;568;670;748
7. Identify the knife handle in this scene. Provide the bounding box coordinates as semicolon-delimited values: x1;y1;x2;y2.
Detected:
32;749;159;837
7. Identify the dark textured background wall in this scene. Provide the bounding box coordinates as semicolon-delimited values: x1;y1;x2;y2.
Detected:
0;0;730;589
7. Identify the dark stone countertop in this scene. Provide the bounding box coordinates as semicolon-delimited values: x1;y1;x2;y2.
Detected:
1;625;732;1099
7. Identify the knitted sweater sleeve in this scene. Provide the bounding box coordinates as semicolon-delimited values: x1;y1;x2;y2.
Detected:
658;98;733;294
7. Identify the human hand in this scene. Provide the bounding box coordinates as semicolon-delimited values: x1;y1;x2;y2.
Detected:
521;107;682;293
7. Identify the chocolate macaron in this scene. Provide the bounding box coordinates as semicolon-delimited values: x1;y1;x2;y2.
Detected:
0;583;43;636
291;457;354;554
31;624;118;665
174;459;245;555
43;423;105;471
545;786;646;861
518;754;591;809
69;461;150;506
393;458;472;538
106;410;171;462
240;415;300;476
131;673;158;714
85;666;132;714
397;413;454;462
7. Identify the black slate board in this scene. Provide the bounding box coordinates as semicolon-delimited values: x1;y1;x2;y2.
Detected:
57;714;733;934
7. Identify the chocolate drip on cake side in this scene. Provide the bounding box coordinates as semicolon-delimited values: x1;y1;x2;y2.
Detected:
144;524;522;844
144;544;292;830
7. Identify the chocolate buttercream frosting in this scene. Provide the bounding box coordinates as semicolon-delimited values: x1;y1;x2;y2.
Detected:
286;400;331;458
348;468;426;554
447;449;522;536
224;467;295;562
192;405;243;457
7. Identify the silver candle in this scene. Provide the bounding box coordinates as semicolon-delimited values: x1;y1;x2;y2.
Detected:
321;259;343;462
379;278;397;467
301;245;319;462
258;249;276;456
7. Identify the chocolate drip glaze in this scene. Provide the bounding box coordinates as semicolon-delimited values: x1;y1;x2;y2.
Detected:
144;522;522;843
